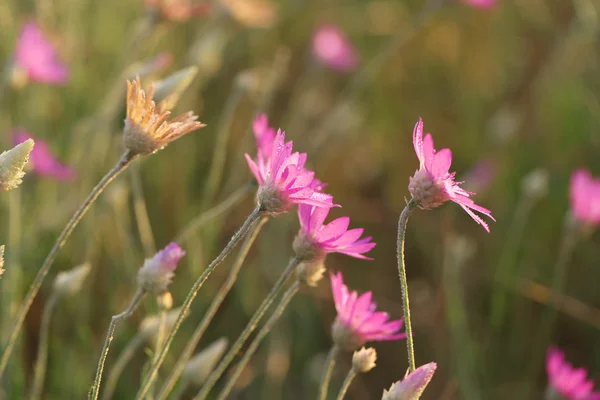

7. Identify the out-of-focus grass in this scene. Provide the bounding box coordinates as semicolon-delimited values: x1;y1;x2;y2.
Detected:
1;0;600;398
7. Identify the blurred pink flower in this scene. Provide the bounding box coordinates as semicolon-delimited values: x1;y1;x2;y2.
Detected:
245;128;334;214
144;0;211;22
462;0;497;9
252;113;276;161
461;159;496;194
294;204;376;260
408;118;495;232
138;243;186;294
546;346;600;400
14;22;68;85
569;169;600;226
312;25;358;72
13;131;74;181
382;362;438;400
330;271;405;350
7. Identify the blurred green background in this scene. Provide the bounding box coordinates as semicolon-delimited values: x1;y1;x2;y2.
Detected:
1;0;600;398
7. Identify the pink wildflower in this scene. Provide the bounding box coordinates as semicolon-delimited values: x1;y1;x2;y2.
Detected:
382;362;438;400
330;271;405;350
546;347;600;400
252;113;276;160
569;169;600;226
408;118;495;232
14;131;74;181
312;25;358;72
462;0;497;9
137;243;186;294
294;204;376;261
245;128;334;214
14;22;68;85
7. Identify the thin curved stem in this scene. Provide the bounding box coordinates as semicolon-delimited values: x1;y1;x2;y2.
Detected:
215;280;300;400
318;346;340;400
101;334;144;400
396;198;418;373
29;292;60;400
131;162;156;256
174;184;252;244
89;289;146;400
194;256;301;400
0;150;137;379
335;369;357;400
135;206;263;399
157;216;269;400
145;309;167;399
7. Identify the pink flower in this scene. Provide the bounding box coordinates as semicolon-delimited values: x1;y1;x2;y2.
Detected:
245;127;334;214
13;131;75;181
462;0;497;9
408;118;495;232
14;22;68;85
137;243;186;294
252;113;276;161
330;271;405;350
382;362;438;400
312;25;358;72
546;346;600;400
294;204;376;260
569;169;600;226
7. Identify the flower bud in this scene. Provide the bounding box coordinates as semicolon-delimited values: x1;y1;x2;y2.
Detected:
137;243;185;294
0;245;5;278
0;139;34;191
156;291;173;311
295;259;326;287
53;263;91;296
381;362;437;400
522;168;549;199
352;347;377;373
182;337;229;385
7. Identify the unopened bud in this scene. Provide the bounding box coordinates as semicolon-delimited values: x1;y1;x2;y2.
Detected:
381;362;437;400
295;259;326;287
522;168;549;199
157;291;173;311
182;337;229;385
53;263;91;296
137;243;185;294
0;139;34;192
352;347;377;373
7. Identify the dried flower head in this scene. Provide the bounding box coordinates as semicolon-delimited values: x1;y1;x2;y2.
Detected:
569;169;600;227
182;338;229;385
13;21;68;85
139;306;185;340
137;243;185;294
546;346;600;400
294;204;376;261
382;362;437;400
14;131;74;181
312;25;359;72
352;347;377;374
408;118;495;232
0;246;5;279
330;271;405;351
53;263;91;296
0;139;34;191
123;77;205;155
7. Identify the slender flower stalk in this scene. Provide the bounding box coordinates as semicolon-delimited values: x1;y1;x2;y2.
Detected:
336;369;357;400
135;206;264;399
101;335;144;400
215;281;301;400
396;198;418;372
194;256;302;400
89;289;146;400
157;217;269;400
0;150;137;378
319;346;340;400
130;162;156;256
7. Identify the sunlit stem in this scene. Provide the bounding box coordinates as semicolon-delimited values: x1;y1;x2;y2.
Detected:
101;334;145;400
335;369;358;400
318;345;340;400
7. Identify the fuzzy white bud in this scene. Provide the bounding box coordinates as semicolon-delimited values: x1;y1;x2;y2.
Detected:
0;139;34;192
53;263;91;296
182;337;229;386
352;347;377;373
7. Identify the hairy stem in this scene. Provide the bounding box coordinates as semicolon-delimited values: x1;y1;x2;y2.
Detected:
131;162;156;256
318;346;340;400
101;334;144;400
0;150;137;379
89;289;146;400
335;369;357;400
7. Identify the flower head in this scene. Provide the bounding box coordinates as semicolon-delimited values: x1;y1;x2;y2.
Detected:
330;271;405;350
408;118;495;232
14;131;74;181
252;113;276;160
144;0;211;22
294;204;375;261
352;347;377;374
312;25;358;72
569;170;600;226
14;22;68;85
53;263;91;296
462;0;497;9
124;77;205;155
245;127;334;214
137;243;185;294
382;362;437;400
0;139;34;191
546;346;600;400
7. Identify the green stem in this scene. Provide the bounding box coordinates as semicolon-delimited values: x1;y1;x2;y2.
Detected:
131;162;156;256
194;256;301;400
0;150;137;379
145;309;167;399
396;199;418;372
28;292;60;400
215;280;300;400
89;289;146;400
318;346;340;400
335;369;357;400
101;334;144;400
157;216;269;400
135;206;263;399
